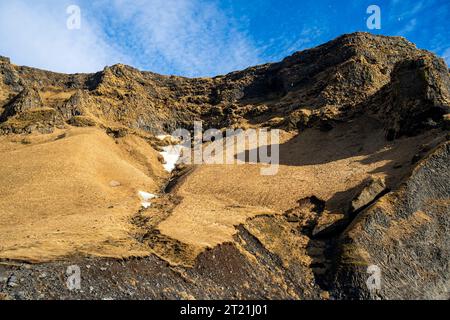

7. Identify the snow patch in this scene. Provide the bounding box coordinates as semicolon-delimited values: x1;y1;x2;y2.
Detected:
141;201;152;209
138;191;157;208
160;145;184;173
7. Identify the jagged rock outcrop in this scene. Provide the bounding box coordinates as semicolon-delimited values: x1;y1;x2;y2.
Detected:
0;87;43;121
0;56;23;92
332;141;450;299
57;90;89;121
350;177;387;213
370;56;450;139
0;87;63;134
1;32;448;137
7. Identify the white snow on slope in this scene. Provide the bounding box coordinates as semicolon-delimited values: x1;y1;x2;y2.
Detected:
138;191;157;208
160;145;184;173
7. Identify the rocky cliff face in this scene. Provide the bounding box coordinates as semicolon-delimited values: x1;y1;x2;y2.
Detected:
333;141;450;299
0;32;449;300
1;32;449;136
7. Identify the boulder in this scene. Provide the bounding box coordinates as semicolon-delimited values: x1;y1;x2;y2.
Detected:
443;114;450;130
68;115;97;127
312;212;348;238
0;87;43;121
58;90;90;121
350;177;387;213
291;108;313;130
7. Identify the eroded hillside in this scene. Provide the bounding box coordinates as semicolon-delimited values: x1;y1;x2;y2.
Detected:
0;32;449;300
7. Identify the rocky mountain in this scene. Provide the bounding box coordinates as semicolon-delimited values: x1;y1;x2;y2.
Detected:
0;32;449;300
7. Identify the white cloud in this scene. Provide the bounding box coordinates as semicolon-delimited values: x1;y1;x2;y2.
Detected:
0;0;261;77
0;1;127;73
95;0;260;76
391;0;425;20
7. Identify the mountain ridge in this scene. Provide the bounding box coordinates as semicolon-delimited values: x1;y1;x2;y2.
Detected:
1;32;449;138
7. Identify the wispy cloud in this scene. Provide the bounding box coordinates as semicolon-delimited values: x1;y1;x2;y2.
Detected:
395;0;425;19
389;0;424;36
0;0;261;77
93;0;260;76
0;0;127;73
284;26;325;54
258;25;326;63
0;1;447;76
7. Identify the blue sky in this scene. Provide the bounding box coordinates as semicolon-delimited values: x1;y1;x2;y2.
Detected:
0;0;448;77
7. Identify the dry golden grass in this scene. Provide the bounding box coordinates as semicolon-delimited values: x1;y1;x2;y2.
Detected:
40;89;76;107
0;117;442;264
0;127;167;262
157;117;439;252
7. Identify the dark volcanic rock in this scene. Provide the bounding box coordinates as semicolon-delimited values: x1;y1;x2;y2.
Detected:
332;141;450;299
371;56;450;139
0;87;43;121
0;56;10;64
0;32;449;137
57;90;90;121
350;177;387;213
